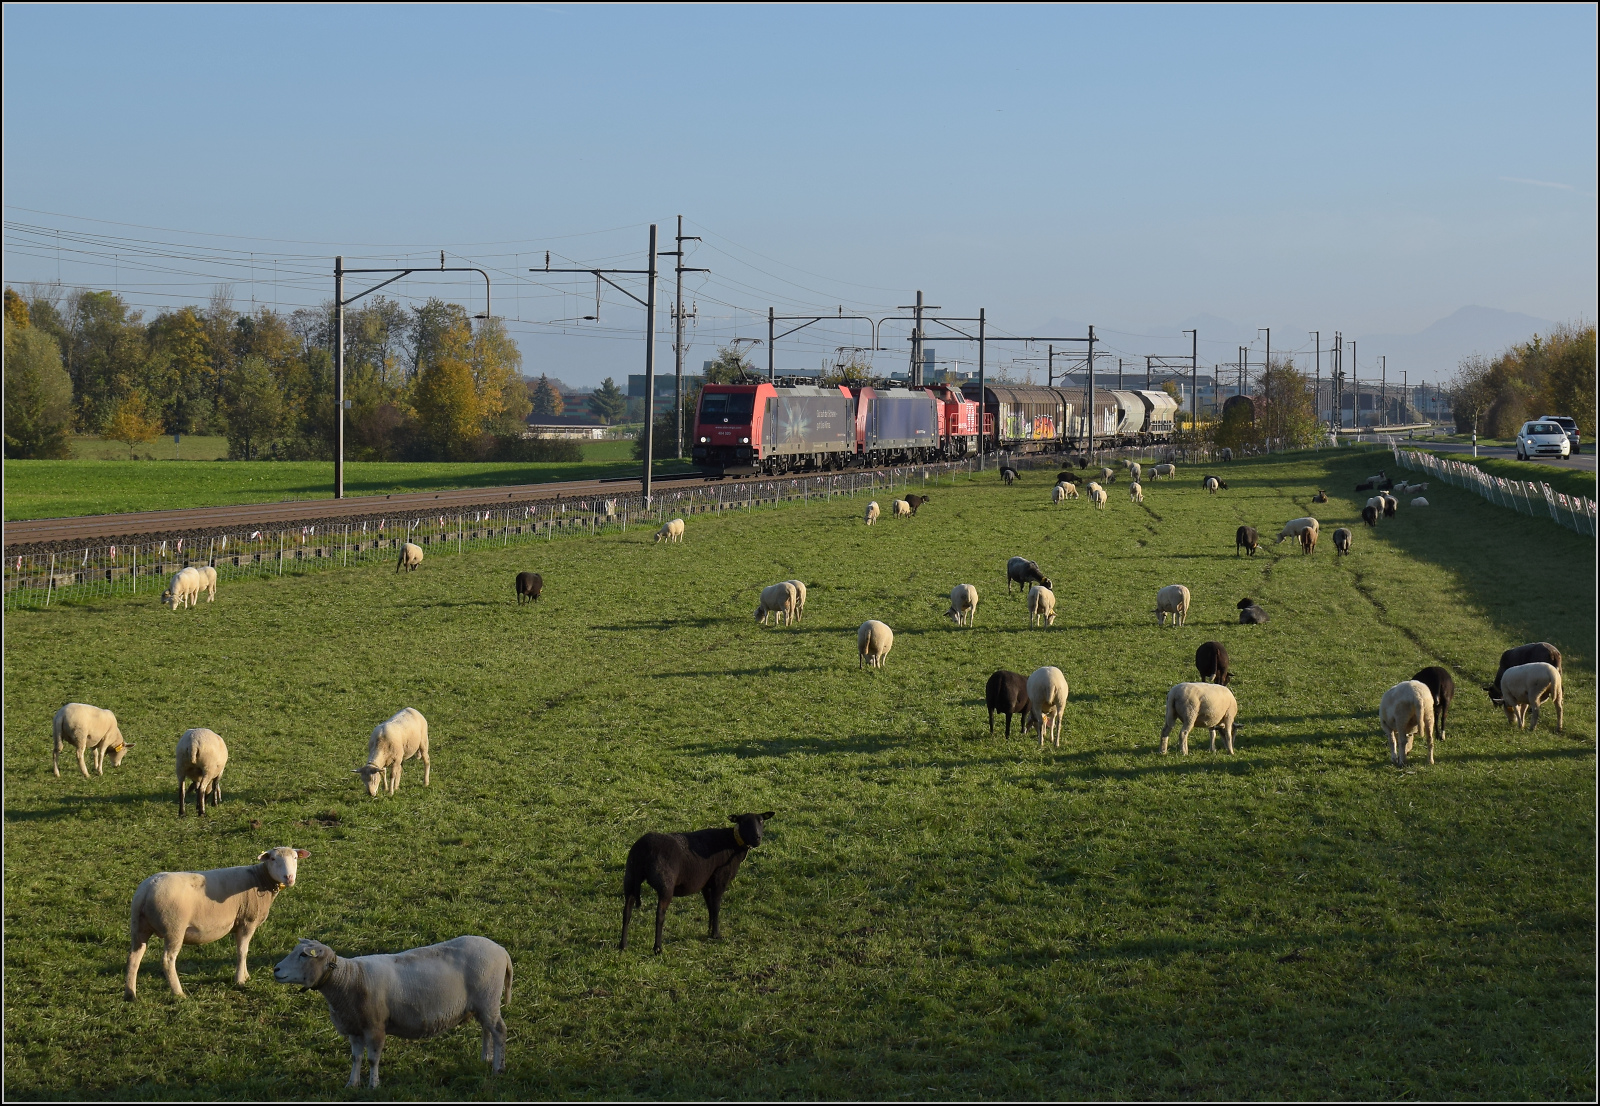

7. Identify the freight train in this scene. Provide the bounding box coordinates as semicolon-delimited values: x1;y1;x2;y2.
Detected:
690;379;1181;476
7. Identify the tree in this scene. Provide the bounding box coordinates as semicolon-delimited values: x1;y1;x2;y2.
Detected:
412;354;481;459
703;344;756;384
223;355;283;460
820;358;874;388
590;377;627;424
468;317;528;434
530;374;565;418
101;391;161;460
1254;360;1320;448
3;314;75;458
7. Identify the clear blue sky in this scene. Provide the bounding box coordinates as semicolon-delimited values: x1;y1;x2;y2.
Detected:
4;4;1595;385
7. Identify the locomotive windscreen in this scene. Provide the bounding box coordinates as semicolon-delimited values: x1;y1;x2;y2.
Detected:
700;392;756;421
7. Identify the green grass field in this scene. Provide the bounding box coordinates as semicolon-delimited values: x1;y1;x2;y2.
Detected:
3;451;1593;1099
3;443;680;521
1419;452;1597;500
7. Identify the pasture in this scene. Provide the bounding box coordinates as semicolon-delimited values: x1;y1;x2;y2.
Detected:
3;450;1593;1099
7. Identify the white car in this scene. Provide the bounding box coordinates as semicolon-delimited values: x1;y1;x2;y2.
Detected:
1516;420;1571;461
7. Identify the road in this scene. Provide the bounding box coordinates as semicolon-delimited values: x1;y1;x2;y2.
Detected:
1413;441;1596;472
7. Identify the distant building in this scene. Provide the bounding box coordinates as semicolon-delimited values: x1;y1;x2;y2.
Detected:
524;414;610;440
629;373;705;415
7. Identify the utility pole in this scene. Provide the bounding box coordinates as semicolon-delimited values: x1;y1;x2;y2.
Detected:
1350;340;1358;432
1311;331;1320;425
1380;355;1387;427
1048;344;1054;387
1087;325;1097;462
1184;328;1197;427
1117;357;1124;390
663;215;706;459
977;308;986;466
912;291;925;386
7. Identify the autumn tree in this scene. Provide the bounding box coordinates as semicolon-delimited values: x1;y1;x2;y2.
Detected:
412;354;481;459
530;374;565;418
101;391;161;460
3;309;75;458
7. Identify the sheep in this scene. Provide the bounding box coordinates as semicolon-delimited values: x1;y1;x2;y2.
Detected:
782;580;808;622
161;566;203;610
1332;527;1352;555
1203;476;1222;494
1410;497;1429;508
1218;448;1234;462
1056;470;1075;484
1001;466;1020;485
52;703;132;779
603;498;618;520
755;582;799;626
1312;489;1329;503
1235;525;1259;557
356;708;430;797
1361;504;1379;528
1150;463;1176;480
515;571;543;604
1128;461;1142;482
892;498;912;519
396;542;424;572
864;500;880;526
655;518;686;543
1365;495;1387;513
1025;666;1070;748
1154;584;1191;627
127;846;309;999
1381;494;1398;518
1087;482;1108;509
858;620;893;668
946;584;979;627
1051;482;1069;506
1006;556;1051;595
904;494;929;516
1099;466;1116;484
1160;682;1238;755
620;811;774;954
274;935;511;1087
175;727;228;816
985;670;1030;738
1128;481;1144;504
1275;517;1319;546
1195;641;1231;686
1027;584;1057;628
1354;470;1387;491
1299;527;1319;555
1412;666;1456;740
1380;680;1435;766
1494;662;1563;732
1057;480;1079;500
198;565;218;602
1489;643;1562;704
1237;598;1268;624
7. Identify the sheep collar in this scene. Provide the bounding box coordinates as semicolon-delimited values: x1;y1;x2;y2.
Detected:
254;863;287;894
732;826;746;848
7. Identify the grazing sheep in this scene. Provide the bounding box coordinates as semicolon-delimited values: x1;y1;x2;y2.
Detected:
1361;504;1379;528
1365;495;1387;513
1027;584;1057;628
1219;448;1234;462
356;708;430;797
1299;527;1319;555
1058;480;1079;500
175;727;227;816
1494;662;1563;732
1312;489;1329;503
161;567;204;610
1128;461;1142;482
1275;517;1319;546
197;565;218;602
1087;482;1108;509
1237;598;1268;625
1412;666;1456;739
864;501;880;526
1001;466;1020;485
1195;641;1231;686
904;494;929;516
1150;463;1176;480
1161;682;1238;755
1235;525;1259;557
892;498;912;519
1490;643;1562;703
1332;527;1352;555
946;584;979;627
655;518;686;543
1381;494;1398;518
1056;470;1075;484
1051;482;1069;506
985;671;1031;738
1380;680;1435;766
1006;556;1051;595
620;811;774;954
1154;584;1191;627
858;620;893;668
52;703;131;779
782;580;808;622
1099;466;1116;484
1410;497;1429;508
1354;470;1388;491
127;846;308;999
515;571;543;604
1203;476;1222;494
274;935;511;1088
755;582;798;626
396;542;424;572
1128;481;1144;504
1025;666;1070;748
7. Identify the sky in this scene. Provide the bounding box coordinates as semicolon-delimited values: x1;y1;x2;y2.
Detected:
3;4;1595;386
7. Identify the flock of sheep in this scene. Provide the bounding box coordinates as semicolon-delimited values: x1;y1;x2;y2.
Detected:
45;453;1571;1087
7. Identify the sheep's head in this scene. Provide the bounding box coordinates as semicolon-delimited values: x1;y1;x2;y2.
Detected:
355;763;384;796
1484;684;1505;707
257;846;310;889
728;811;775;849
1237;598;1257;610
274;938;336;989
108;738;132;768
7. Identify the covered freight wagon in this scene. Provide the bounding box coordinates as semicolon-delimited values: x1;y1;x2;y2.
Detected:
961;383;1073;452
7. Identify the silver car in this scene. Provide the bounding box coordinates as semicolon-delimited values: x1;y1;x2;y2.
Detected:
1539;414;1581;451
1516;420;1571;461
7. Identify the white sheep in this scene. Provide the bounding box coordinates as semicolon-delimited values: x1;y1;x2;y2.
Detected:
1057;480;1078;501
1051;483;1068;506
1275;517;1320;545
1025;666;1070;748
1380;680;1435;766
892;498;912;518
1154;584;1191;627
1027;584;1056;628
396;542;424;572
1098;466;1116;484
755;582;798;626
1410;497;1429;508
356;708;431;797
783;579;808;622
52;702;132;778
1204;476;1220;495
857;620;893;669
1151;463;1176;480
175;727;228;816
1160;682;1239;755
603;499;618;520
1128;461;1142;483
194;565;217;601
1497;662;1563;732
946;584;979;627
864;501;880;526
655;518;685;543
161;567;203;610
273;935;512;1088
1128;481;1144;504
127;846;309;999
1087;482;1107;509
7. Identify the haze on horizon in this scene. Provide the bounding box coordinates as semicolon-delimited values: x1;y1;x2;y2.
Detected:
3;4;1594;386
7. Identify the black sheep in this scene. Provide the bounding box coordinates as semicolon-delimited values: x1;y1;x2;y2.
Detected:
904;494;930;516
515;571;543;604
1237;598;1269;625
1488;642;1563;704
1382;495;1397;518
1354;470;1388;491
1001;467;1020;485
1235;525;1259;557
620;811;774;954
1006;557;1052;595
1056;471;1074;484
1195;641;1232;686
1312;489;1329;503
1361;505;1379;527
985;670;1031;738
1412;666;1456;739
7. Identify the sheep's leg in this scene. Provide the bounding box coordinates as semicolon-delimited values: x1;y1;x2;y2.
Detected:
1179;720;1193;756
704;886;724;938
345;1039;363;1087
367;1032;386;1088
1209;728;1217;753
1527;702;1540;732
160;935;186;997
77;745;91;779
94;745;106;775
233;921;256;984
1224;723;1236;755
1556;690;1563;733
1159;715;1174;755
421;747;430;787
178;778;188;817
653;891;672;954
619;889;639;950
197;778;207;816
125;917;153;1000
390;762;403;794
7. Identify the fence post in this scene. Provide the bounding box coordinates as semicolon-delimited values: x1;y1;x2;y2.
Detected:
278;532;284;574
45;553;55;607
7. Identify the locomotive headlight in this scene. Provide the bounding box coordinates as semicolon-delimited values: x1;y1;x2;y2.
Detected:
740;436;750;444
698;436;709;444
